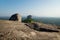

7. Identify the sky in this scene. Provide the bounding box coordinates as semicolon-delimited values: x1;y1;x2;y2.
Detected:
0;0;60;17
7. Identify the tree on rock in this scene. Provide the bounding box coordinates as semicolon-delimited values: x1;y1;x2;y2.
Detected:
23;15;34;23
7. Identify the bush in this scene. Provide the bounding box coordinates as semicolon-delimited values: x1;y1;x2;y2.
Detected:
23;18;34;23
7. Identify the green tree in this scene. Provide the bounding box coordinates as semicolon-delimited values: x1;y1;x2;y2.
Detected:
23;15;34;23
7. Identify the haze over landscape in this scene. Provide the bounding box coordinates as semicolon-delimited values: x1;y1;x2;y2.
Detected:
0;0;60;40
0;0;60;17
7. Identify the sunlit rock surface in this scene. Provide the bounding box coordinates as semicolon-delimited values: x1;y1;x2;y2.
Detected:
0;20;60;40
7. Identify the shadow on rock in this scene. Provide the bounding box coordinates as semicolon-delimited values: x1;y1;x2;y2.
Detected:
25;23;59;32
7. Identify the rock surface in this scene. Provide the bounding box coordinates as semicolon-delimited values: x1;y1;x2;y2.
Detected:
9;13;21;22
0;20;60;40
25;22;59;32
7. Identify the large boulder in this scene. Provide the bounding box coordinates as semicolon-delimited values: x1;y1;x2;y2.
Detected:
9;13;21;22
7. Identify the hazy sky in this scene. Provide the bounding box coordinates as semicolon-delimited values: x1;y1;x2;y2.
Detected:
0;0;60;17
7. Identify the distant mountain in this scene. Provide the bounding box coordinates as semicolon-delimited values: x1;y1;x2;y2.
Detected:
0;16;60;26
32;17;60;26
0;16;10;20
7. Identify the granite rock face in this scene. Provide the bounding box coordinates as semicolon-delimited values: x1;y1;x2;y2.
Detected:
0;20;60;40
9;13;21;22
